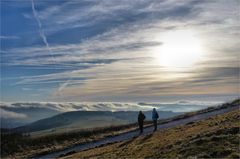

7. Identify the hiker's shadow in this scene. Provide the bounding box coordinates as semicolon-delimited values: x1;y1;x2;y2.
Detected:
139;134;153;143
117;136;138;148
117;134;153;148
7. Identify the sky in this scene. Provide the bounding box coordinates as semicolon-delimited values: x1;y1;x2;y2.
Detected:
0;0;239;103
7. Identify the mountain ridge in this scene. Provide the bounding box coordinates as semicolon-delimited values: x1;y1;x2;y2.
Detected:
14;110;182;133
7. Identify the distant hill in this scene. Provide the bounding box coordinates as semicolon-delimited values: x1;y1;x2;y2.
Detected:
15;110;182;133
1;100;220;128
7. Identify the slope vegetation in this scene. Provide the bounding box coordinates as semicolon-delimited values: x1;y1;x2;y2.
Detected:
62;108;240;158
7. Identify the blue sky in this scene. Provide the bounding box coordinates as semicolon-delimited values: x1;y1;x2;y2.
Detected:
1;0;239;102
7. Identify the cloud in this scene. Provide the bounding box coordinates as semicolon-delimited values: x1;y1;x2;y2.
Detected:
31;0;55;64
0;108;27;119
1;0;239;102
2;24;162;68
34;0;200;33
0;36;20;40
0;100;223;113
0;101;152;112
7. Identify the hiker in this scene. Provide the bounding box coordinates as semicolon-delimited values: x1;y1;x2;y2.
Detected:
152;108;159;131
138;111;146;134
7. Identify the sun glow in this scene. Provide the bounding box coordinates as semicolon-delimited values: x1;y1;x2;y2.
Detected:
152;30;205;71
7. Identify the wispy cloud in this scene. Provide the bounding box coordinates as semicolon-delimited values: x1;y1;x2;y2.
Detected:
0;36;20;40
1;0;239;102
31;0;55;63
0;108;27;119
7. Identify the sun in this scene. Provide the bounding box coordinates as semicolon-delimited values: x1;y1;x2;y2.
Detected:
152;30;205;71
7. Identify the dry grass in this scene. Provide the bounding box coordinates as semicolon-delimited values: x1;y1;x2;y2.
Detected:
1;123;140;159
62;109;240;159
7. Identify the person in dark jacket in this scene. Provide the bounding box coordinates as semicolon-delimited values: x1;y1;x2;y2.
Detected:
152;108;159;131
138;111;146;134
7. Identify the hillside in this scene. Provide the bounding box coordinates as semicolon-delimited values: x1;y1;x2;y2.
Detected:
15;110;181;134
1;101;207;129
62;108;240;158
1;99;238;159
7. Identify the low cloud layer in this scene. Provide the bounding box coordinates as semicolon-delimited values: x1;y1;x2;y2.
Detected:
0;108;27;119
0;100;222;115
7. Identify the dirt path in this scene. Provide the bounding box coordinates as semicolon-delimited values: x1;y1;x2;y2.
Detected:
34;106;239;159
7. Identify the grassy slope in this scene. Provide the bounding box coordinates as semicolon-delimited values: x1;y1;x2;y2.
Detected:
30;117;129;138
1;124;139;159
62;109;240;159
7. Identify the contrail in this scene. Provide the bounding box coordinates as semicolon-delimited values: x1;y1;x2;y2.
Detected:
31;0;55;63
58;80;71;92
31;0;76;94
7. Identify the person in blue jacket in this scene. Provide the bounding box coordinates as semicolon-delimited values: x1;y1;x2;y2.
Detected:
152;108;159;131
